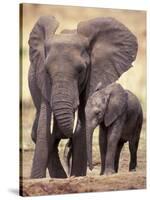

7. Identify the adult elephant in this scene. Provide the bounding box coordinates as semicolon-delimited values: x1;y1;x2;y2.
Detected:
28;16;138;178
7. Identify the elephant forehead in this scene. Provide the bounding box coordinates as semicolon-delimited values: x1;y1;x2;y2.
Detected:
50;33;87;49
89;92;105;106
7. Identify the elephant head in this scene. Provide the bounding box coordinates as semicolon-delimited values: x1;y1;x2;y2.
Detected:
85;83;128;170
29;16;137;139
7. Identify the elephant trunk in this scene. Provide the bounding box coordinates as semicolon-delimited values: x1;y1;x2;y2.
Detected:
51;83;75;137
86;125;95;170
51;76;79;138
53;100;74;137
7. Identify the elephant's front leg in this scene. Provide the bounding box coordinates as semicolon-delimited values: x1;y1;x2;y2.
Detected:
70;120;87;176
47;137;67;178
104;117;125;175
47;120;67;178
31;111;40;143
31;99;50;178
99;124;107;175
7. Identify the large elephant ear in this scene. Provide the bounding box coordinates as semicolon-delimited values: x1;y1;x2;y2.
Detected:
104;83;128;127
77;17;138;97
28;16;59;100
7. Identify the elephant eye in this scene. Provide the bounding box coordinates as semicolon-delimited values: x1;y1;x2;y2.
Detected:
101;97;106;104
77;66;83;73
77;63;86;74
46;68;50;75
96;111;102;119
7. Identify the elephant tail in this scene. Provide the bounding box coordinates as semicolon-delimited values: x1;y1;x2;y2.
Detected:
63;139;72;175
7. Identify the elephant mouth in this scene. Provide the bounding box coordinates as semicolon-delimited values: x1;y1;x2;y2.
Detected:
50;109;78;137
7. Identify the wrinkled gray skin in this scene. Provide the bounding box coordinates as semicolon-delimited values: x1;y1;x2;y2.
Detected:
28;16;138;178
85;83;143;175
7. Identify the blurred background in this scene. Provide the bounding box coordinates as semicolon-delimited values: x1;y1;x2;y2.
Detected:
20;4;146;179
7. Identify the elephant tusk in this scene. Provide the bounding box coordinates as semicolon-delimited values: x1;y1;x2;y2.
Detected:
63;141;72;176
50;112;54;134
73;110;78;134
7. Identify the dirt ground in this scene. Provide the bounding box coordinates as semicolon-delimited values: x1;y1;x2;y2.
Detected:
21;172;146;196
20;104;146;197
20;153;146;197
20;119;146;196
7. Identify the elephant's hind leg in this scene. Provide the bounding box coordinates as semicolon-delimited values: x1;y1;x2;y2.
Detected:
129;115;142;172
114;140;124;173
129;140;139;171
129;138;140;171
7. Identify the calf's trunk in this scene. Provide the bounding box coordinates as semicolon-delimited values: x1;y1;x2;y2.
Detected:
86;126;95;170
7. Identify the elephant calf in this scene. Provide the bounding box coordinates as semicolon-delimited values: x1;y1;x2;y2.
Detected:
85;82;143;175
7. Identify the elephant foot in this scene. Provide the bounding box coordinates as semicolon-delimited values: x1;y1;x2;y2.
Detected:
47;154;68;178
30;174;46;179
129;168;136;172
100;170;104;176
50;172;67;179
48;161;67;178
104;168;115;176
30;169;46;179
48;160;68;178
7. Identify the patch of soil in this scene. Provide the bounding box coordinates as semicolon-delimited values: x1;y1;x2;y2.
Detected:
21;172;146;196
20;119;146;196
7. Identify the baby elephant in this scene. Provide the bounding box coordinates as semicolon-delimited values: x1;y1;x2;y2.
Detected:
85;83;143;175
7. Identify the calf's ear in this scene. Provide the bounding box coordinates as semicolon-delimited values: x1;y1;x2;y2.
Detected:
104;84;128;127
